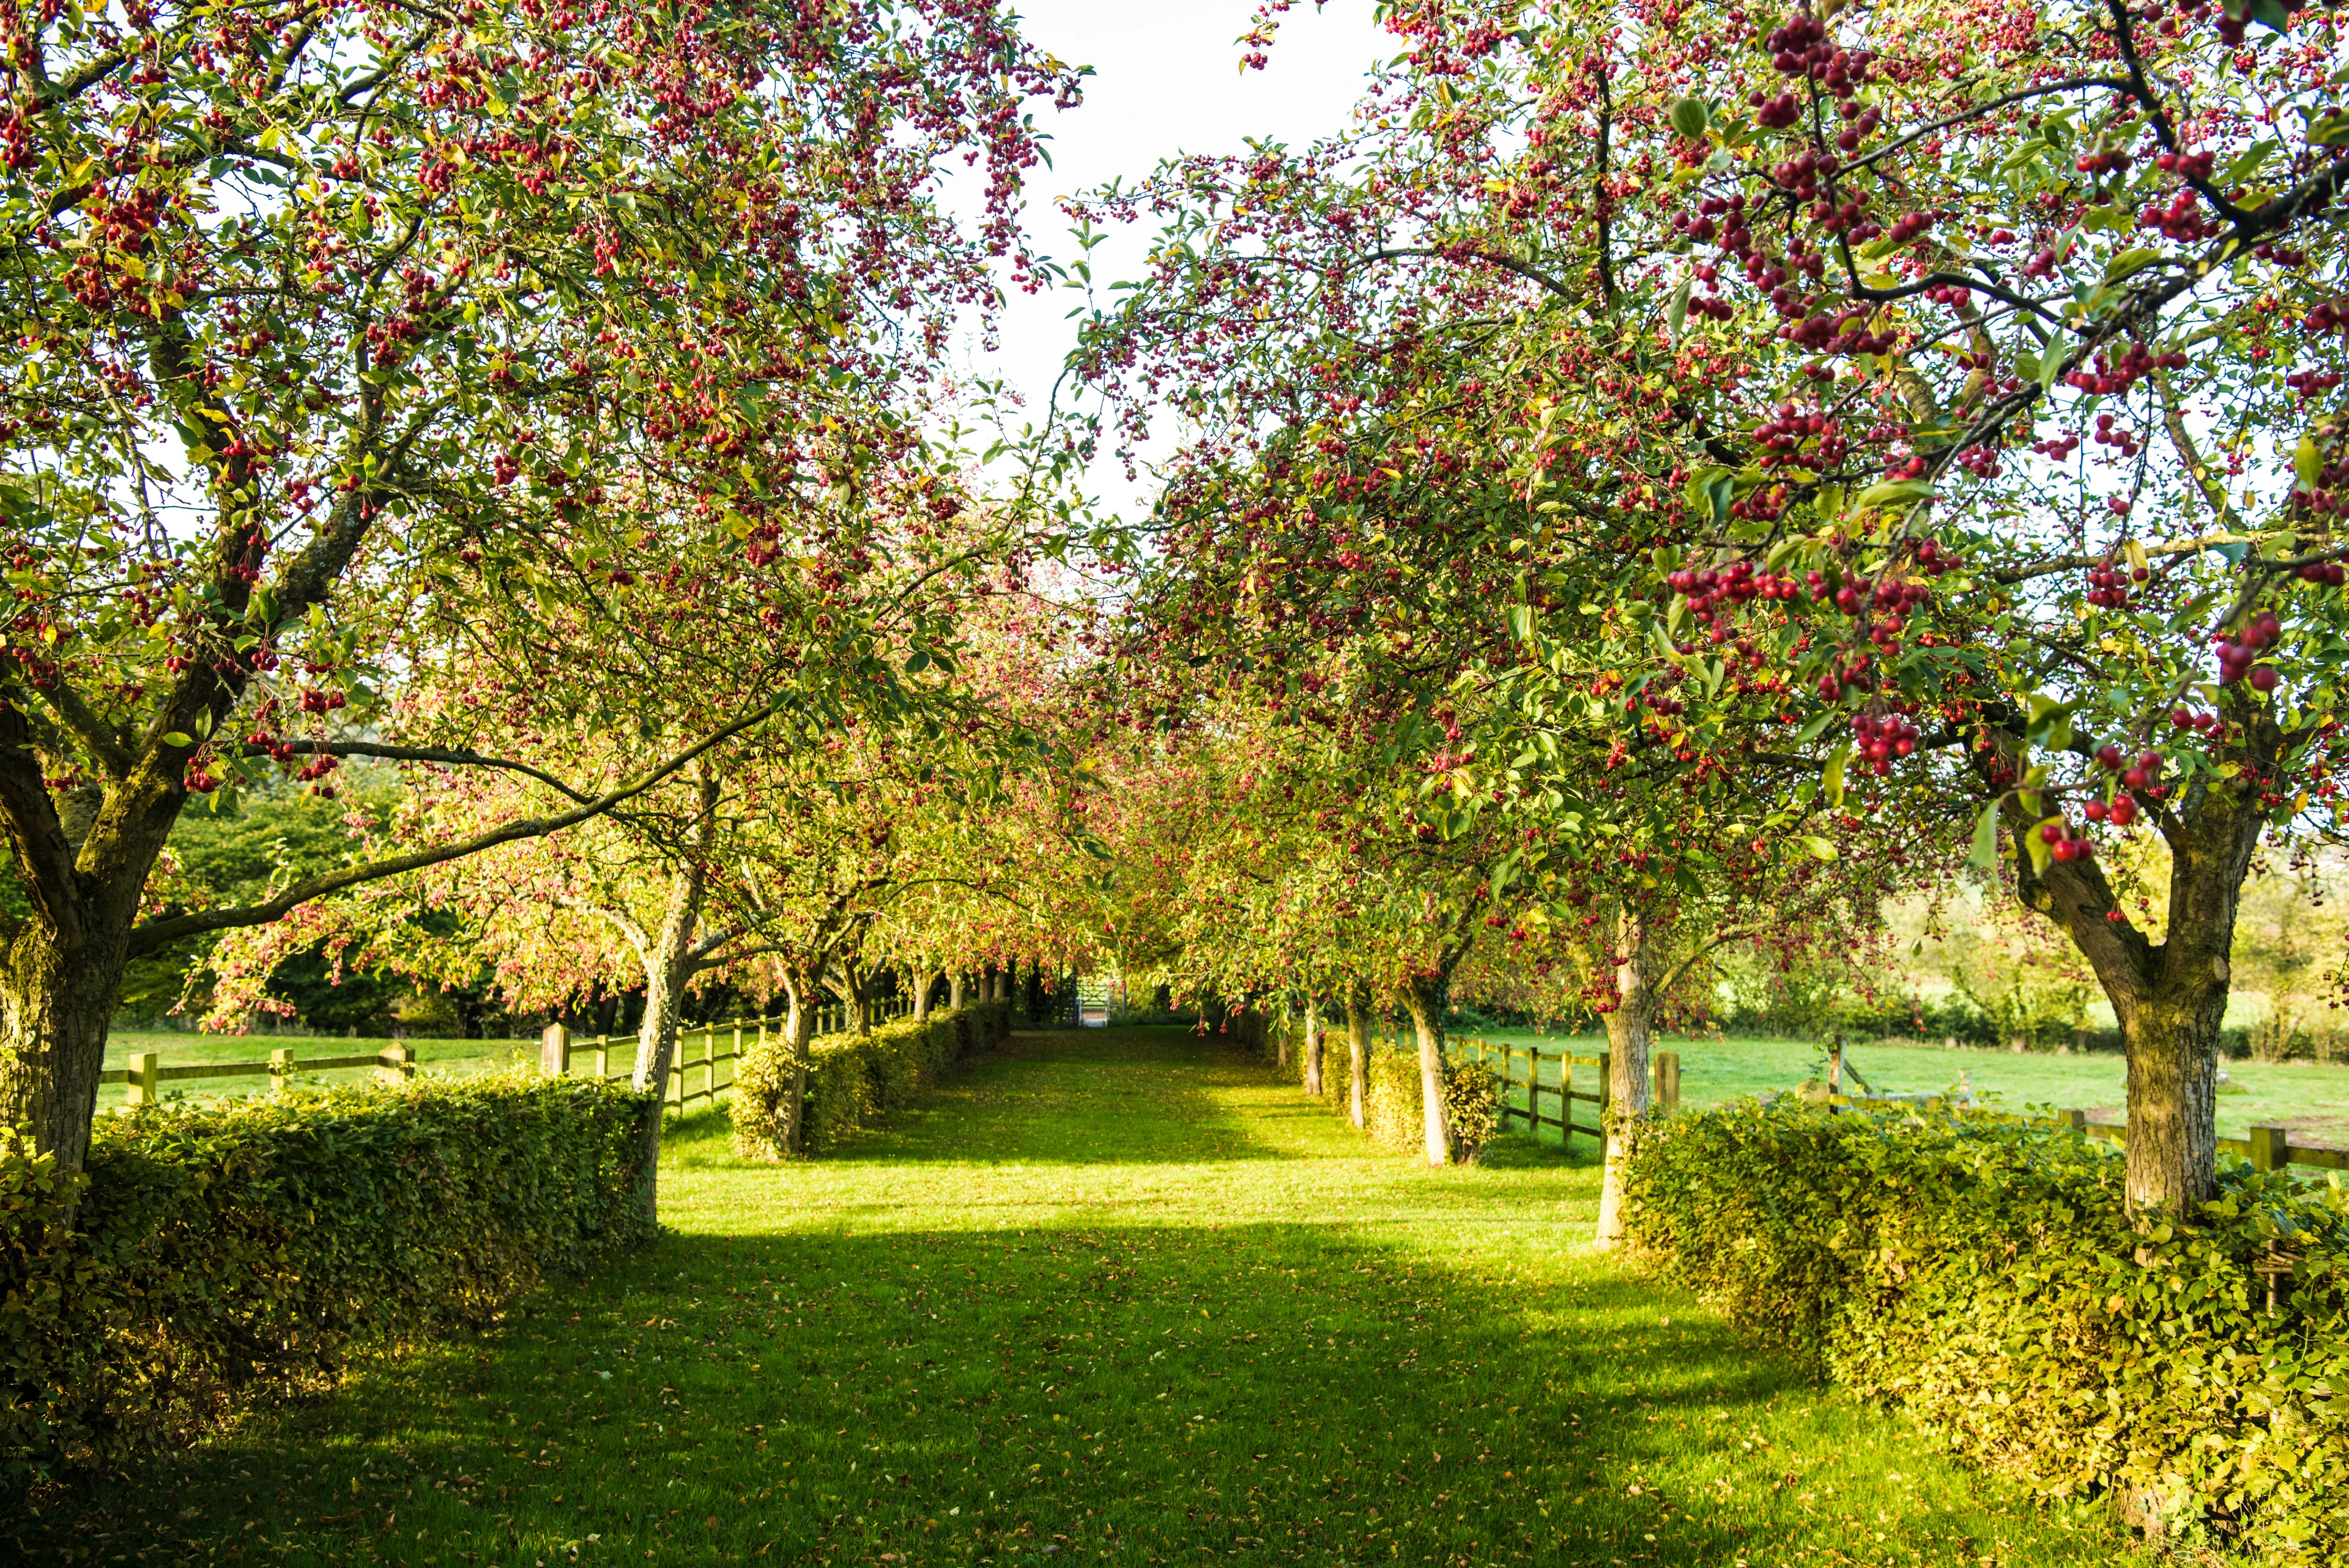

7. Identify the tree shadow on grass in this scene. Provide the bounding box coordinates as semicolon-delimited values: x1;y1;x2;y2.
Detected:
14;1221;2117;1568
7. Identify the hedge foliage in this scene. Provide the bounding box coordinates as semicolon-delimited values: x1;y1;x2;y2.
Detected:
2;1071;653;1482
730;1000;1008;1159
1363;1044;1497;1162
1623;1099;2349;1561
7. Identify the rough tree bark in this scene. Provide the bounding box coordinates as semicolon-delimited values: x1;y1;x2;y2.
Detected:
1344;982;1370;1129
949;968;969;1010
913;967;941;1022
1303;997;1325;1098
777;968;817;1156
1594;903;1656;1247
1397;975;1453;1167
1978;718;2272;1217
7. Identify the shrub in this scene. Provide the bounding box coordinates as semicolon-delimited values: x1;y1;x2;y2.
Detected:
1361;1045;1497;1163
2;1072;653;1482
730;1001;1005;1159
1623;1099;2349;1561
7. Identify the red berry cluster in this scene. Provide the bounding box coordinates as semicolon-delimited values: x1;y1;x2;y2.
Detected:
2090;413;2140;457
1753;403;1847;468
2096;744;2165;793
2170;705;2220;732
2064;343;2186;396
2285;370;2342;401
2300;300;2348;335
2214;610;2284;690
2084;558;2146;609
2074;148;2133;177
1668;559;1802;626
1852;708;1918;775
2039;819;2095;861
2294;559;2347;585
2138;187;2213;242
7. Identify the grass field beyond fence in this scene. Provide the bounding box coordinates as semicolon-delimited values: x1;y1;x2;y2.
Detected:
1460;1028;2349;1148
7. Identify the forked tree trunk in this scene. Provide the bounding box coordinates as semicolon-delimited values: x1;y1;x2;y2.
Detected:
1344;983;1369;1129
913;967;940;1022
1303;997;1325;1097
777;970;817;1156
1595;904;1656;1247
1981;722;2268;1217
0;731;185;1208
623;853;711;1225
1398;975;1452;1167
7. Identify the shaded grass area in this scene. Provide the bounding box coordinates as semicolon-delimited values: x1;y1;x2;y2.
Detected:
1462;1028;2349;1145
20;1028;2121;1567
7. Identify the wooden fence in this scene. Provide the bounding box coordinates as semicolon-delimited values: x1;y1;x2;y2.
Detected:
98;995;924;1111
103;1042;418;1105
1819;1091;2349;1175
1447;1038;1683;1148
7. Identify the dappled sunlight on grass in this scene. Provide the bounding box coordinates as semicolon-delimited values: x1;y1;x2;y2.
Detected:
16;1027;2122;1568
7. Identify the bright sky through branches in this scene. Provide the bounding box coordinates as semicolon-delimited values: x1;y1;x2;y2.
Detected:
970;1;1389;515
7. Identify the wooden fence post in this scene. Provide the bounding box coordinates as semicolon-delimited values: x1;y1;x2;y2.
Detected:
541;1022;571;1079
2064;1108;2087;1133
594;1033;611;1081
2249;1124;2288;1172
127;1050;158;1107
1527;1046;1544;1133
270;1047;292;1098
377;1041;415;1087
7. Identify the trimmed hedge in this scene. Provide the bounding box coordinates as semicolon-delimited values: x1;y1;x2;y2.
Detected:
731;1000;1007;1159
4;1071;654;1481
1624;1099;2349;1560
1363;1044;1497;1162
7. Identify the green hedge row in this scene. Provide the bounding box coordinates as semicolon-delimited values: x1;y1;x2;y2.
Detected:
1362;1046;1497;1162
1623;1100;2349;1561
4;1072;654;1482
730;1000;1008;1159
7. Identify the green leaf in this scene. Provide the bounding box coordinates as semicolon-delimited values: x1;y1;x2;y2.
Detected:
1969;800;2003;868
161;731;193;747
1668;97;1710;139
1823;742;1851;806
1667;276;1691;340
2101;247;2164;284
1795;710;1839;745
1852;478;1937;513
2298;435;2323;490
1797;835;1838;861
2244;0;2288;30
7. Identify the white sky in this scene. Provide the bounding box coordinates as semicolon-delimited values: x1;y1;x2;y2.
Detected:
957;1;1392;518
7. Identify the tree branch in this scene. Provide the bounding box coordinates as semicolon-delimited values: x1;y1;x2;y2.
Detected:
125;689;792;954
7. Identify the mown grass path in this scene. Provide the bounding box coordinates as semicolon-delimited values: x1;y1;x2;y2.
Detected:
20;1028;2121;1567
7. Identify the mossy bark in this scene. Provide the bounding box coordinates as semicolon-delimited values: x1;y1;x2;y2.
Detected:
1302;998;1324;1098
1595;905;1655;1247
1983;720;2268;1217
1398;975;1452;1167
1344;983;1370;1129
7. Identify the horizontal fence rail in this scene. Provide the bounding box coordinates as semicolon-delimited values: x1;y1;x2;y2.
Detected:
1822;1092;2349;1175
1442;1038;1681;1146
97;995;929;1110
101;1044;417;1104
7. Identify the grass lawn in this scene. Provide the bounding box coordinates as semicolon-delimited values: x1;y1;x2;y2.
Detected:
1457;1027;2349;1147
19;1027;2123;1567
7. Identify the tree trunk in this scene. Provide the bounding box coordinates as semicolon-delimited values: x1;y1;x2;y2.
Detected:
625;853;710;1226
0;924;135;1191
1303;997;1325;1097
778;970;817;1155
0;723;184;1202
1272;998;1290;1071
949;968;968;1010
913;967;940;1022
1980;721;2268;1217
1344;983;1369;1129
1595;904;1656;1247
1398;976;1452;1167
